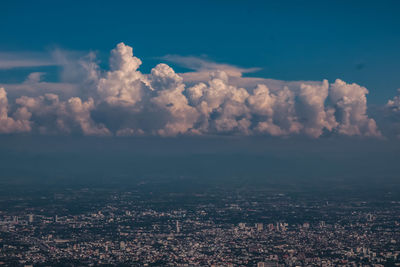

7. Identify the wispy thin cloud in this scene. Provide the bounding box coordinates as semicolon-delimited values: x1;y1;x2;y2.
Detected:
161;55;261;77
0;52;57;69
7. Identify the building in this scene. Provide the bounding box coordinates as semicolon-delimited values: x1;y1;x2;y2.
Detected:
120;241;126;250
255;223;263;231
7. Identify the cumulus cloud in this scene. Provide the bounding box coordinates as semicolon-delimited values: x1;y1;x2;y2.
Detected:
149;63;199;136
97;43;149;108
330;79;381;137
15;94;110;136
385;89;400;138
25;72;46;83
387;89;400;113
298;80;337;138
0;42;385;138
0;88;31;133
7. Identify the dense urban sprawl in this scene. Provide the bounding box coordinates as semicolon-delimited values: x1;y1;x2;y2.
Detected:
0;185;399;266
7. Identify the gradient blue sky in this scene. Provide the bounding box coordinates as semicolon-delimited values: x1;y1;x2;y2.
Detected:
1;0;400;104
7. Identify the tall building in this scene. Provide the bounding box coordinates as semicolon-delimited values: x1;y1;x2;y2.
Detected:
28;214;34;223
281;222;287;232
120;241;126;250
268;223;274;231
176;220;180;233
255;223;263;231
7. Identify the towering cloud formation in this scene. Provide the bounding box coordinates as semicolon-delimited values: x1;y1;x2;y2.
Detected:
330;79;380;137
149;63;199;136
0;42;384;138
97;43;149;108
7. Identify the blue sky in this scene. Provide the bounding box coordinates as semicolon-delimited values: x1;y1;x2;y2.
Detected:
1;0;400;104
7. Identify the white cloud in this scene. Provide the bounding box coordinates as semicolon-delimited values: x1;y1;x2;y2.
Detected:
0;88;31;133
66;97;111;136
387;89;400;112
298;80;337;138
15;93;110;136
162;55;261;86
149;64;199;136
161;55;260;77
0;42;385;138
385;89;400;138
97;43;150;108
25;72;46;83
330;79;381;137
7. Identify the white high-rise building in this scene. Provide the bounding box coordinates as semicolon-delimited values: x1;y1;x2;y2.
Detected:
255;223;263;231
120;241;126;250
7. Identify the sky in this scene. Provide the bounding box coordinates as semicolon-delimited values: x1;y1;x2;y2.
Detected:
0;0;400;140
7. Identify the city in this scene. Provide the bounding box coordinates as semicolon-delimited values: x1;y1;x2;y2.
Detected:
0;182;399;266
